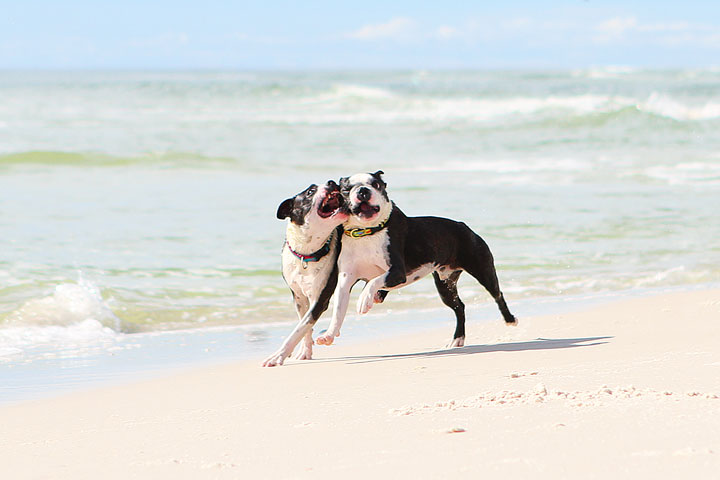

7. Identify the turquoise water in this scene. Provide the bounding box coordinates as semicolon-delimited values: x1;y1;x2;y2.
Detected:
1;69;719;365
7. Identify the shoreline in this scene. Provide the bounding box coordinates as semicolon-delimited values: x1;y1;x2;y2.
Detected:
1;287;719;478
2;282;719;406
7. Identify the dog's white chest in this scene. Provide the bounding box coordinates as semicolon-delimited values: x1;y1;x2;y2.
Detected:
339;231;390;280
282;248;333;298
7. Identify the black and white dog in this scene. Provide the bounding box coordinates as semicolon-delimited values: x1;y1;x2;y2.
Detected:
315;171;516;348
262;180;347;367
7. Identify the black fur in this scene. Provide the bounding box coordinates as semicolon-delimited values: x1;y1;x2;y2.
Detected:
309;226;342;321
276;184;318;225
384;204;517;340
340;171;515;342
277;182;344;327
385;206;516;338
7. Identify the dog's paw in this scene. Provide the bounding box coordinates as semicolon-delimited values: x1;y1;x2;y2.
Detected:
293;343;313;360
315;332;336;346
262;350;288;367
357;288;375;315
505;316;518;326
446;336;465;348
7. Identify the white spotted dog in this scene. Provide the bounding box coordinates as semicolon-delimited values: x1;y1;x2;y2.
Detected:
315;170;516;349
262;180;347;367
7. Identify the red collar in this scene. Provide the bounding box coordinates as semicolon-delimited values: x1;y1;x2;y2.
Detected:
286;234;333;264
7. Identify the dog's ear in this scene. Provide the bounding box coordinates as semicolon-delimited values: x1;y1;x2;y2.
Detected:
371;170;386;187
276;197;294;220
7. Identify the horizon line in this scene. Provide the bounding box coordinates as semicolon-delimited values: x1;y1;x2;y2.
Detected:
2;65;719;73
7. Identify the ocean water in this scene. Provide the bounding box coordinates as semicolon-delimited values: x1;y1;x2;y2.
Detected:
1;69;719;391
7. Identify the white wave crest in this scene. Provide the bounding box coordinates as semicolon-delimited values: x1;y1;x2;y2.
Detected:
0;279;123;360
0;319;118;359
282;86;720;124
330;84;396;99
642;162;720;185
639;93;720;121
308;84;396;105
4;280;121;330
268;92;636;124
573;66;640;79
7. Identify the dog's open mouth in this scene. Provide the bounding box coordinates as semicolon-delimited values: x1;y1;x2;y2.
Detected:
318;190;343;218
353;201;380;219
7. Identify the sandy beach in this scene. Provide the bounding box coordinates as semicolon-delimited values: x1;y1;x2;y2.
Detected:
1;288;718;479
4;4;720;479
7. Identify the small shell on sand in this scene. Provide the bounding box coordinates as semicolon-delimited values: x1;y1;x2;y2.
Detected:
534;383;548;396
446;427;466;434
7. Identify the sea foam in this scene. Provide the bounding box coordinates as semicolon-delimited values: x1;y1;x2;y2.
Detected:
0;279;125;362
5;279;120;330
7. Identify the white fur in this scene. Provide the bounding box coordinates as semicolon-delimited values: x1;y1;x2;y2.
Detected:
357;262;435;314
262;185;345;367
318;175;399;345
343;173;393;230
318;229;390;344
262;234;339;366
285;189;342;253
320;174;462;344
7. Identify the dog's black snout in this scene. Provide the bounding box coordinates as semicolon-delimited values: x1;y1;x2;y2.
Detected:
327;180;338;188
357;187;371;202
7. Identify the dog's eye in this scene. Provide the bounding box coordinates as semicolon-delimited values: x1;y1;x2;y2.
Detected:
371;180;380;189
307;187;317;196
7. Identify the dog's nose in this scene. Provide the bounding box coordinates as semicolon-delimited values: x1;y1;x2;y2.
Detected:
357;187;371;202
327;180;338;188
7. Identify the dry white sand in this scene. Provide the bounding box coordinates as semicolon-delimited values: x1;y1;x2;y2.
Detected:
1;288;719;479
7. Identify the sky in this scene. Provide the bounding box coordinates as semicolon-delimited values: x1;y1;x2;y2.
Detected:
2;0;720;69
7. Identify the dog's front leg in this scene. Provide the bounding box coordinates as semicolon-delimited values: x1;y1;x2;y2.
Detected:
357;274;389;315
262;307;317;367
317;272;355;346
357;253;406;315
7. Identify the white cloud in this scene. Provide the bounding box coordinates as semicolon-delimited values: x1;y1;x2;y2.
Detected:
594;17;720;48
596;17;637;37
346;18;478;43
345;18;417;41
596;17;694;36
434;25;461;40
342;15;720;52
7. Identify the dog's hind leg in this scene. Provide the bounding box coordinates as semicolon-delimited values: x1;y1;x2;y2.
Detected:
462;236;517;326
466;264;517;325
433;271;466;347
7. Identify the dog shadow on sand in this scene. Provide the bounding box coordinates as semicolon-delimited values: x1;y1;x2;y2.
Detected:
296;336;612;365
